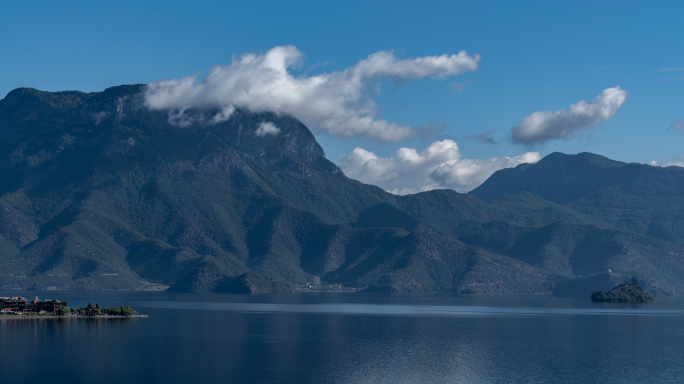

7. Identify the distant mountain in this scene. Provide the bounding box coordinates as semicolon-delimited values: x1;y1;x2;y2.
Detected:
1;86;683;296
471;152;684;246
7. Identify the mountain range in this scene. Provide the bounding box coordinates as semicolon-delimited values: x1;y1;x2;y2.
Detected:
1;85;683;296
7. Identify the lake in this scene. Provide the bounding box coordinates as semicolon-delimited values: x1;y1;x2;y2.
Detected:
1;291;683;383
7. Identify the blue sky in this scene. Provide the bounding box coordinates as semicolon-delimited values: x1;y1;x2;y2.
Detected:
2;1;683;192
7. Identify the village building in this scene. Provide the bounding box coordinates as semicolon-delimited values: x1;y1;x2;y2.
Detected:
0;297;68;313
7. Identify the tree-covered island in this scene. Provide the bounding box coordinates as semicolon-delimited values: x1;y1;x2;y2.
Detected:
591;276;654;303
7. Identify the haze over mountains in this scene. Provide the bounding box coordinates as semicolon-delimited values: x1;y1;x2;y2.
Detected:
1;85;683;296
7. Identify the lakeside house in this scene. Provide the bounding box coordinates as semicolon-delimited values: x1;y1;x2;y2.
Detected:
0;297;68;313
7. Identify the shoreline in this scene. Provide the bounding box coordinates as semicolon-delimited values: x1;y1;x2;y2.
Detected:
0;314;147;320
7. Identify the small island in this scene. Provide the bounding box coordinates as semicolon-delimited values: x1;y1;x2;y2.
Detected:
0;296;145;318
591;276;654;303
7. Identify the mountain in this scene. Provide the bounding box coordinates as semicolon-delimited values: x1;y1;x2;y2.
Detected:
1;86;683;296
471;152;684;245
0;85;383;291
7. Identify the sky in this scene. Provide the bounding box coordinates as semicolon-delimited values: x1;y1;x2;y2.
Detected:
2;0;683;193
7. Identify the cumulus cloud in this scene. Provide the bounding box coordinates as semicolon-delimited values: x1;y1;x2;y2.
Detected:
144;45;479;142
338;140;539;194
255;122;280;137
510;86;628;145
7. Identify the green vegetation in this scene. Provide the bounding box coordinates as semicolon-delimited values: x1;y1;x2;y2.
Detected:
471;152;684;246
71;303;138;317
1;86;684;296
591;276;654;303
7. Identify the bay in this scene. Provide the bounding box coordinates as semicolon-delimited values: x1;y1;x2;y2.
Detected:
1;291;683;383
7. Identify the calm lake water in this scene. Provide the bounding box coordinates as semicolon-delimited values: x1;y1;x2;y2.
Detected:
1;291;683;383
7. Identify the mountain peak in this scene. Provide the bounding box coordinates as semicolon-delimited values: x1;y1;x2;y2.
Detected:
2;84;147;109
471;150;684;206
471;152;628;203
2;87;95;109
0;85;327;176
543;152;624;168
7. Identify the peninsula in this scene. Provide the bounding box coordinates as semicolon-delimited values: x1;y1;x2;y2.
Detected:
591;276;654;303
0;296;144;318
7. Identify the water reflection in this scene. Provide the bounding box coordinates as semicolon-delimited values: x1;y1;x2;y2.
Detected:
136;300;684;317
1;292;684;383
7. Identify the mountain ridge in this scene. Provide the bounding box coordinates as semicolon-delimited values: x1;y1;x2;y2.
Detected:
471;152;684;246
1;85;683;296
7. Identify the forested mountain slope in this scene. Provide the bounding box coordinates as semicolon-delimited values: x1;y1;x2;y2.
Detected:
1;86;682;296
471;152;684;246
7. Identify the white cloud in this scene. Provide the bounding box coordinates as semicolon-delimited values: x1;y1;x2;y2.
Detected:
93;111;109;125
167;107;201;127
211;106;236;124
648;155;684;168
667;154;684;168
338;140;540;194
511;86;628;145
144;45;479;142
255;121;280;137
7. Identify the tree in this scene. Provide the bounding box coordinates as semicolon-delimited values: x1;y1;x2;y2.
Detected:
57;306;70;316
119;305;137;317
87;303;93;310
632;276;639;287
105;306;120;316
591;290;608;301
